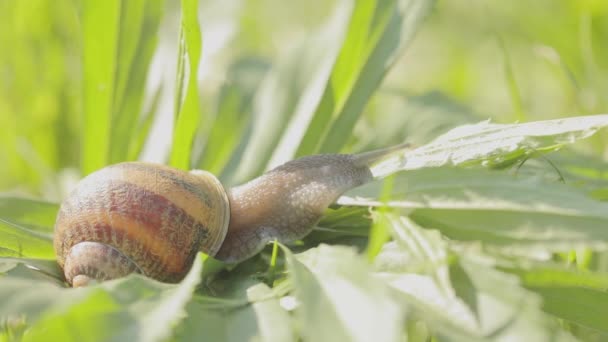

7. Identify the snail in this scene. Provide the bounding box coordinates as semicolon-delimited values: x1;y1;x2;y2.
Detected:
54;144;409;287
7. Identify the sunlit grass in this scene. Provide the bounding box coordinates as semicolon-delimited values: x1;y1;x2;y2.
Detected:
1;0;608;341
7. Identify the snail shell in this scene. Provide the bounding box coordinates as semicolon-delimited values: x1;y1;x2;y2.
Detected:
53;162;229;286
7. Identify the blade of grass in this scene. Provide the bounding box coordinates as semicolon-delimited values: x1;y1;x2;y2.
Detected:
197;82;251;175
170;0;203;169
295;0;435;156
497;36;525;122
127;84;163;160
227;3;352;183
196;57;269;179
366;175;395;261
81;0;120;175
110;0;163;163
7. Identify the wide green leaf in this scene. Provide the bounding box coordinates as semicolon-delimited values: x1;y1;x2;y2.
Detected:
174;282;294;341
0;253;205;342
370;114;608;178
499;261;608;334
0;197;57;258
342;167;608;252
0;258;63;283
373;214;575;341
0;220;54;259
0;197;58;233
284;244;405;342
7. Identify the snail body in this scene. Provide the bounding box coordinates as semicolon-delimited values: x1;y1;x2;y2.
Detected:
54;145;407;287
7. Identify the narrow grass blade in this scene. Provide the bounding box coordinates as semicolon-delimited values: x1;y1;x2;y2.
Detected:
366;175;395;261
81;0;120;175
128;84;163;160
170;0;203;169
110;0;164;163
197;80;252;175
228;4;351;183
296;0;435;157
196;58;269;179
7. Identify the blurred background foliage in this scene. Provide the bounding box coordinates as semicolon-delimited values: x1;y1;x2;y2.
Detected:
2;2;608;340
1;0;607;200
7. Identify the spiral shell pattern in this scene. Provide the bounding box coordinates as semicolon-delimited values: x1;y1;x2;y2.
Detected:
54;162;230;285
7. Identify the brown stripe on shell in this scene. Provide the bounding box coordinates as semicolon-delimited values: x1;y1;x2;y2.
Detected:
86;162;229;255
111;162;214;207
54;176;217;282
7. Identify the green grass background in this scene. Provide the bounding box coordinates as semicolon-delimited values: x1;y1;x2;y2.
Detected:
2;1;608;341
2;0;607;196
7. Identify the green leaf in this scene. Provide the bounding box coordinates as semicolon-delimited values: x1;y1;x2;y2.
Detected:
228;4;352;183
0;258;63;283
283;244;406;342
135;254;205;342
356;91;480;148
173;298;232;341
448;260;479;322
370;114;608;178
1;253;205;342
127;84;163;161
80;0;163;170
0;197;58;233
366;175;396;261
500;262;608;333
296;0;435;156
81;0;121;174
0;220;54;259
174;283;294;342
343;167;608;252
170;0;203;169
196;58;270;176
110;0;163;163
24;290;128;342
246;283;294;342
300;206;372;254
0;197;57;258
373;214;575;341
